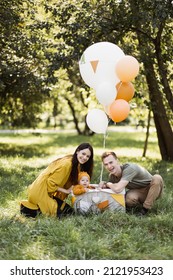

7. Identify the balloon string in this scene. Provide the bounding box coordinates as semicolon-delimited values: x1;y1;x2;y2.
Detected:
99;121;109;182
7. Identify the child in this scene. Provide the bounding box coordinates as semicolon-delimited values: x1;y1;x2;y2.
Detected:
72;171;125;214
72;172;95;195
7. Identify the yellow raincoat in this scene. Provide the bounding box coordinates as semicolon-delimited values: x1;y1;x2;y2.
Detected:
21;156;73;217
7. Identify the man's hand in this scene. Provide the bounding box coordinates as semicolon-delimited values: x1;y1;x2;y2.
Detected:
98;181;107;189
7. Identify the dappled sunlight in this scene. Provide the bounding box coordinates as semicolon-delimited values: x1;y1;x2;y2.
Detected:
94;147;161;161
0;131;172;260
0;134;49;145
0;157;44;169
0;130;162;207
23;240;53;260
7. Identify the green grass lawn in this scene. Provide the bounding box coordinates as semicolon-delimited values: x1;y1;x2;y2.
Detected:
0;128;173;260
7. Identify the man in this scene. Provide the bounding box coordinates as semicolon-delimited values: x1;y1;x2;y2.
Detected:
100;151;164;216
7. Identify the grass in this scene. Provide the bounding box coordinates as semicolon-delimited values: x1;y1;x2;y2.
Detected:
0;127;173;260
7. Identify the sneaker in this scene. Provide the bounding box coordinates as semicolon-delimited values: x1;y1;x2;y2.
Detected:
126;207;132;213
137;207;149;217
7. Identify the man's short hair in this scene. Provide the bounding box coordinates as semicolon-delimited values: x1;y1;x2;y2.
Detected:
101;151;118;161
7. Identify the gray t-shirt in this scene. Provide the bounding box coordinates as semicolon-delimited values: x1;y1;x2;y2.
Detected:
109;163;153;189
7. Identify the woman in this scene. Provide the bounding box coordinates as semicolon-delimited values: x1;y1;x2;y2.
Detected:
20;143;94;218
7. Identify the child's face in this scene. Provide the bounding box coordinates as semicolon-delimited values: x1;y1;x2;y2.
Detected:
79;176;90;187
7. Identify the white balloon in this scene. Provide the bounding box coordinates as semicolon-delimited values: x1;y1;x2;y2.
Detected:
79;42;124;89
86;109;108;134
96;81;117;106
81;41;124;61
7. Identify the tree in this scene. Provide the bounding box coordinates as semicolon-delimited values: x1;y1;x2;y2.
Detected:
0;0;52;127
0;0;96;133
43;0;99;135
48;0;173;160
1;0;172;161
128;0;173;160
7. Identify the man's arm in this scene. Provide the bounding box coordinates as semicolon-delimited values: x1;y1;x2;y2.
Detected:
106;179;128;193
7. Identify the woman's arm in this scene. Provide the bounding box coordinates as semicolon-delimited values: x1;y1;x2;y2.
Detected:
57;186;73;194
47;159;72;192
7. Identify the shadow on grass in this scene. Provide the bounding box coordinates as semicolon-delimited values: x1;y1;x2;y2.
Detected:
1;208;173;260
0;131;166;208
0;164;47;206
0;143;50;158
0;133;94;158
0;132;173;260
0;215;51;260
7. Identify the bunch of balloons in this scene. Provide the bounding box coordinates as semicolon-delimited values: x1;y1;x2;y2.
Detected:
79;42;139;134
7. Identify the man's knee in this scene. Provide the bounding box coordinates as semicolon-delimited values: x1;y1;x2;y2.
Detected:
125;191;139;207
152;174;163;185
151;174;164;193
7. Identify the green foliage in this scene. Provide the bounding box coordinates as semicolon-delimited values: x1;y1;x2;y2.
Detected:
0;0;172;158
47;0;173;159
0;130;173;260
0;0;53;128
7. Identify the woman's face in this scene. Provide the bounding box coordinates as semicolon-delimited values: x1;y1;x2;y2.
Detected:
77;148;91;164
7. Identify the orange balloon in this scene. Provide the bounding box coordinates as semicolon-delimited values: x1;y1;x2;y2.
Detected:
116;81;135;101
115;55;139;82
109;99;130;122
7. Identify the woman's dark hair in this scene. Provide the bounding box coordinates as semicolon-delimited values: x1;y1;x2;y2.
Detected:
71;143;94;184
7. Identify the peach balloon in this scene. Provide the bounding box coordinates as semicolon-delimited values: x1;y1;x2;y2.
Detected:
116;81;135;101
115;55;139;82
109;99;130;122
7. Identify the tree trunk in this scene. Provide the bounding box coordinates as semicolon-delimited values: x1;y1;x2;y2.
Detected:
142;109;151;158
154;23;173;111
128;0;173;161
142;53;173;160
65;97;82;135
